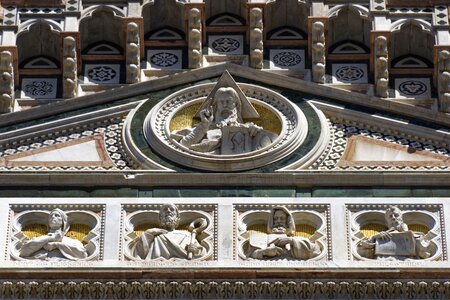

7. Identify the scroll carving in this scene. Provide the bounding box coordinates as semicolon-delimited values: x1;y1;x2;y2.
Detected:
63;36;77;99
0;51;14;113
249;8;263;69
312;22;326;83
374;36;389;98
188;8;202;69
126;22;140;84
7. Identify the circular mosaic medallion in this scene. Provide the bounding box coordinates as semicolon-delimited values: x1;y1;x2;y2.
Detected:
399;80;427;96
335;66;364;82
88;66;117;82
273;52;302;67
212;38;240;53
150;52;179;68
24;80;54;96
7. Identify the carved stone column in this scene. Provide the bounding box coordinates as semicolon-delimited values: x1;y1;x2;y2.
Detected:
63;36;77;99
438;49;450;112
374;35;389;98
0;51;14;113
311;21;326;83
126;22;140;84
249;7;263;69
188;7;203;69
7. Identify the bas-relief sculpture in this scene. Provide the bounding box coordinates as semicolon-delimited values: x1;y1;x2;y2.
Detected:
245;206;322;260
375;36;389;98
0;51;14;113
357;206;432;260
438;50;450;112
130;204;207;260
171;84;277;155
126;22;140;84
63;36;77;99
19;208;88;260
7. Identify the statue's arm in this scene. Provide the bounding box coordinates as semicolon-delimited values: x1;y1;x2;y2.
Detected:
179;123;209;147
20;235;51;257
53;239;88;260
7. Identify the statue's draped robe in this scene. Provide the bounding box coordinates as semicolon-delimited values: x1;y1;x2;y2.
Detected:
21;236;87;260
132;230;205;260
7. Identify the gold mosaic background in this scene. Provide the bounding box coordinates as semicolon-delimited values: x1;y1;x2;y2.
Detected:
169;103;282;135
22;224;91;244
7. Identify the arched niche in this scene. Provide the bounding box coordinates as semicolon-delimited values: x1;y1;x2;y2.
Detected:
142;0;185;39
17;23;61;68
205;0;247;23
80;9;124;54
391;23;434;68
328;7;370;52
265;0;308;41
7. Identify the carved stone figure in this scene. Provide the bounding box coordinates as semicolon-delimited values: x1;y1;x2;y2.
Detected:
374;36;389;98
131;204;207;260
245;206;321;260
249;7;263;69
438;50;450;112
171;82;277;155
312;22;326;83
0;51;14;113
189;8;202;69
63;36;77;99
126;22;140;84
19;208;88;260
357;206;432;260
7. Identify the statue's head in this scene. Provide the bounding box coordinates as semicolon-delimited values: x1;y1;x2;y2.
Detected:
213;87;242;123
268;206;295;236
159;204;180;231
385;206;404;229
48;208;69;234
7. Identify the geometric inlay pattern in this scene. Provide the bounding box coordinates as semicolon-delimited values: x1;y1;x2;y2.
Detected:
332;64;368;84
395;78;431;99
269;49;305;70
316;121;450;171
84;64;121;84
146;49;182;70
0;118;133;171
21;78;58;99
208;35;244;55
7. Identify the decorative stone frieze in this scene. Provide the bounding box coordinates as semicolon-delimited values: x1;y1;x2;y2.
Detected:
126;22;140;84
249;7;263;69
235;204;330;262
347;204;445;261
188;8;202;69
0;51;14;113
8;205;105;261
122;203;216;261
62;36;77;99
374;35;389;98
311;21;326;83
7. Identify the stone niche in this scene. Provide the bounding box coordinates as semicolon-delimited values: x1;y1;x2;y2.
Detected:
348;204;444;261
9;205;104;261
122;204;216;261
235;204;330;261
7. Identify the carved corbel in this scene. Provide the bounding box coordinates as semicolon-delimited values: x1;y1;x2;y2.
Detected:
0;51;15;113
126;22;141;84
249;7;263;69
63;36;77;98
188;7;203;69
374;35;389;98
311;21;326;83
438;49;450;112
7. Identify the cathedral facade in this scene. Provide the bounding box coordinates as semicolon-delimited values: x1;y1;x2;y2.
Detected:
0;0;449;299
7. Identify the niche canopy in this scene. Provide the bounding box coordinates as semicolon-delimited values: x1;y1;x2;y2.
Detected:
140;72;308;171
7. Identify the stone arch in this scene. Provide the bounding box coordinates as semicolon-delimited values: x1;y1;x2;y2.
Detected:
265;0;309;37
17;19;63;36
205;0;247;22
142;0;185;37
328;4;370;20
